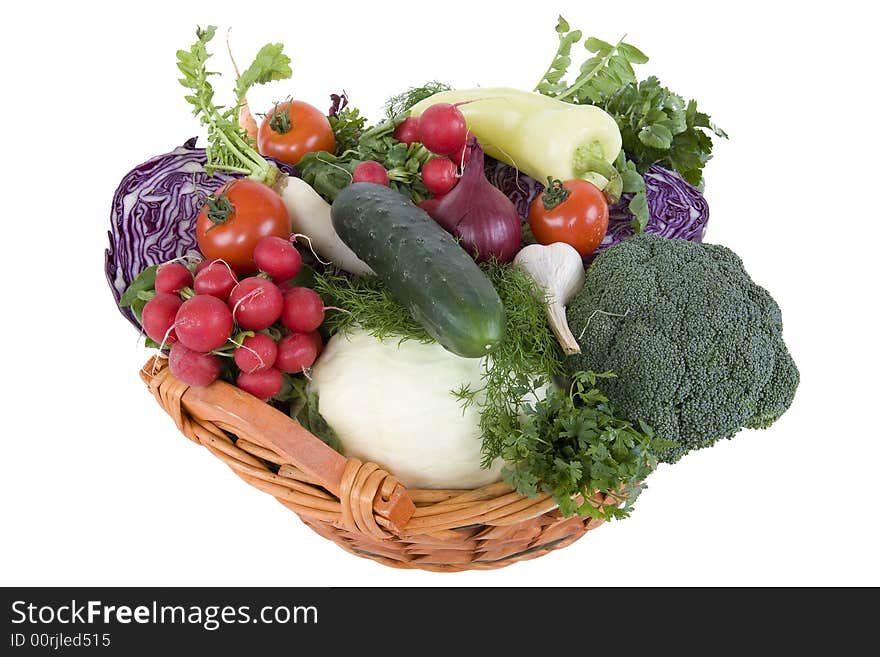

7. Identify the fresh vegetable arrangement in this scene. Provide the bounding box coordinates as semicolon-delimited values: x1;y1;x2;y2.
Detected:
106;18;798;551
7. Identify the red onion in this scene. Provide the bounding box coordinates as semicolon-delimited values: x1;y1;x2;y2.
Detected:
432;140;522;262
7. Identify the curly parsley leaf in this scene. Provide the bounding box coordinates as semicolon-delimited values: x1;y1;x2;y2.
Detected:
501;371;672;521
329;106;367;154
602;77;727;188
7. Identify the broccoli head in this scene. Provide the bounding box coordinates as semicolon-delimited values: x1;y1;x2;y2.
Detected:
567;233;799;463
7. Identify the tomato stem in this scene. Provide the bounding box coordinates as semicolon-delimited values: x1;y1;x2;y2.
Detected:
269;101;292;135
203;189;236;231
542;178;571;210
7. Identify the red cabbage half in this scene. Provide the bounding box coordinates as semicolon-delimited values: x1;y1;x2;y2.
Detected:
485;158;710;258
105;138;296;328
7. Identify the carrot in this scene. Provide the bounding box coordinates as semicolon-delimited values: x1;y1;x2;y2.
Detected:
226;30;259;140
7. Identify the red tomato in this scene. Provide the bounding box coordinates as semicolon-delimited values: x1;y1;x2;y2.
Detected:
257;100;336;167
196;179;290;274
528;179;609;257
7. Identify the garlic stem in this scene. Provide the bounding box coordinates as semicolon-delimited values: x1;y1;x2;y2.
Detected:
547;303;581;355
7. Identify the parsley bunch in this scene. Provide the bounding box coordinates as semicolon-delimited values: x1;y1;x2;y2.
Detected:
501;371;675;521
327;93;367;154
535;16;726;198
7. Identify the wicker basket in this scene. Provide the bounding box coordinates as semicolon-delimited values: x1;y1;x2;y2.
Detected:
140;355;614;572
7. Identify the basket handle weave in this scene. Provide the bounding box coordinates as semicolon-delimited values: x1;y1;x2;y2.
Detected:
140;357;415;536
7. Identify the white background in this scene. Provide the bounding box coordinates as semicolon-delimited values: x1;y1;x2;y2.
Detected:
1;0;877;587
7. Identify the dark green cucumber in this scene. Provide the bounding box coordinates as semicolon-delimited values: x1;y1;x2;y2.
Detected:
331;183;505;358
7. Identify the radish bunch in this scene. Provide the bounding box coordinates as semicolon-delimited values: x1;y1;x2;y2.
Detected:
394;104;470;200
139;235;326;400
347;104;471;202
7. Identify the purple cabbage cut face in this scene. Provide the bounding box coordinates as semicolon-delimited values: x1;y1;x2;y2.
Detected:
105;138;297;328
484;158;710;259
605;165;709;253
484;157;545;220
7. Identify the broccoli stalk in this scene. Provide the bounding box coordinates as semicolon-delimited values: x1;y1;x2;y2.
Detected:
567;234;799;463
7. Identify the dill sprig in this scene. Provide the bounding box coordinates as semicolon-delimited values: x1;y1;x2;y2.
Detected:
313;271;432;344
454;262;566;467
383;81;452;118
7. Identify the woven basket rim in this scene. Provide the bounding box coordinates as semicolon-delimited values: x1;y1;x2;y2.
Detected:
140;356;612;571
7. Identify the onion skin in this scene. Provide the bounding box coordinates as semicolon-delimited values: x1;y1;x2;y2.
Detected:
432;140;522;262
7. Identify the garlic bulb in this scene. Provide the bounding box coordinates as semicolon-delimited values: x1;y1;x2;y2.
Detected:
513;242;586;355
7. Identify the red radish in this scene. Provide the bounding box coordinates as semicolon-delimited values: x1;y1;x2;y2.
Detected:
275;333;318;372
421;157;458;195
194;260;238;300
142;293;182;345
233;333;278;374
254;236;302;281
174;295;234;352
169;342;222;387
450;132;473;171
236;367;283;400
155;262;193;295
418;103;467;155
281;287;325;333
393;117;420;145
307;330;324;357
228;277;284;330
195;258;212;274
352;161;390;186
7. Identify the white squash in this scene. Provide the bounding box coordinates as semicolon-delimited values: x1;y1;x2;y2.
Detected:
309;328;503;489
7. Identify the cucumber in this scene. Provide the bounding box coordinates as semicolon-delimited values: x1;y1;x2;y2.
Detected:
331;183;505;358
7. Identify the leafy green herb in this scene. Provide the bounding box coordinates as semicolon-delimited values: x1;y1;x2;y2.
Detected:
119;264;158;323
280;377;343;452
384;81;451;119
602;77;727;188
455;262;566;467
234;43;292;108
312;271;432;344
298;118;433;203
119;265;158;308
329;105;367;154
615;152;649;232
311;263;666;518
176;26;291;182
535;15;725;192
502;371;674;520
299;83;452;204
313;264;564;469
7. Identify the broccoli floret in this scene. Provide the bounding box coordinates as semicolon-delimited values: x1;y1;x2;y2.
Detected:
567;234;799;463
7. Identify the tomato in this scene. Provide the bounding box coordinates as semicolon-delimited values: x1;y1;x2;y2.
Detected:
257;100;336;167
528;179;609;257
196;179;290;274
